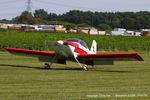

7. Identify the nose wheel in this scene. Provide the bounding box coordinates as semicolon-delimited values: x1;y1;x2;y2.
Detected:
83;65;88;71
44;63;51;69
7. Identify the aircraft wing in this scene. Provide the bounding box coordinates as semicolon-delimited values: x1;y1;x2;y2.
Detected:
4;47;66;64
77;53;144;65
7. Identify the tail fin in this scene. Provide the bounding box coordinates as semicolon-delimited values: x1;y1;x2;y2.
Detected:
90;40;97;54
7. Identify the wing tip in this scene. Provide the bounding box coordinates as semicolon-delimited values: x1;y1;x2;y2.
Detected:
4;47;8;49
134;53;144;61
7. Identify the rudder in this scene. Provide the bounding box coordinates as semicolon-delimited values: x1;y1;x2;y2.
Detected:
90;40;97;54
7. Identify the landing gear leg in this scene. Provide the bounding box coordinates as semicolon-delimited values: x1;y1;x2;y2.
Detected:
44;54;57;70
44;63;51;69
74;57;88;71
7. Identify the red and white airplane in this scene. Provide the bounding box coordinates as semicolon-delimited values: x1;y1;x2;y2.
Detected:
4;38;144;71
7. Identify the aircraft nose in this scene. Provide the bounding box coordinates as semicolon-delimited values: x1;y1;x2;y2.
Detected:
57;40;64;45
54;40;64;46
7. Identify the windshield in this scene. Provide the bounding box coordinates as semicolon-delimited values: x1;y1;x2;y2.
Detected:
65;39;88;48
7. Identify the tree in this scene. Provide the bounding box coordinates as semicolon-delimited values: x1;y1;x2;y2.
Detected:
61;10;84;24
122;17;135;30
77;23;90;27
13;11;37;24
34;9;48;20
47;13;58;21
111;17;121;28
21;11;37;24
135;16;148;29
97;24;112;31
10;10;150;30
63;23;76;30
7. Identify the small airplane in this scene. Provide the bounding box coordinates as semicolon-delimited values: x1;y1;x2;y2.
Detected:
4;38;144;71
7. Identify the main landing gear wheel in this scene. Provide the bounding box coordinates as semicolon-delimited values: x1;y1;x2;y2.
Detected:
44;63;51;69
83;65;88;71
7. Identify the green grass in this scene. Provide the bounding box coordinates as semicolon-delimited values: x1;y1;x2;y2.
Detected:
0;51;150;100
0;31;150;51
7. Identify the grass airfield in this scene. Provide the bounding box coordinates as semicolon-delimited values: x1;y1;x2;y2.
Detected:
0;51;150;100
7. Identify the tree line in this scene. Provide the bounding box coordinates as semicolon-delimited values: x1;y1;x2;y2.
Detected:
2;9;150;31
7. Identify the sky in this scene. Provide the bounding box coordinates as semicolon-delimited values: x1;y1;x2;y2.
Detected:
0;0;150;20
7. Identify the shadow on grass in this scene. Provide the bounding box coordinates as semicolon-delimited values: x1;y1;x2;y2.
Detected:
0;64;44;70
0;64;131;73
0;64;82;70
94;69;131;73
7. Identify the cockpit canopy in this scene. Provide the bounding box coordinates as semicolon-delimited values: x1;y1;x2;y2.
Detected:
65;39;88;48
